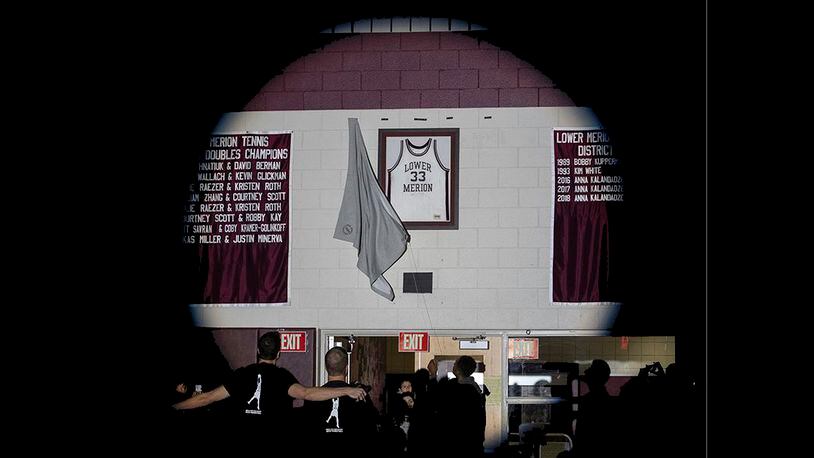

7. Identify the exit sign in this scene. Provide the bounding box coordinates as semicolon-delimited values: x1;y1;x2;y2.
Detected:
280;331;307;352
508;338;539;359
399;332;430;352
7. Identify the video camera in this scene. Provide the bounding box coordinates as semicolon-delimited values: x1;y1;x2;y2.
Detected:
638;361;665;377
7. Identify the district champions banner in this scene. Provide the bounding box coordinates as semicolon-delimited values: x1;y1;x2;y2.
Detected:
552;128;622;302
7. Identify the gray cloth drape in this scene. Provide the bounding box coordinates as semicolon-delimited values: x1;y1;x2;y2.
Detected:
334;118;409;301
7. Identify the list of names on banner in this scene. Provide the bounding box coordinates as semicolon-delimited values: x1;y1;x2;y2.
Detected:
183;133;290;245
554;129;623;203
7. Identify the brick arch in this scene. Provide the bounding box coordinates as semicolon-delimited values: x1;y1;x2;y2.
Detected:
244;32;574;111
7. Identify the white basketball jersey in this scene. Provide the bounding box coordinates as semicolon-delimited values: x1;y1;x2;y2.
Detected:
387;138;450;221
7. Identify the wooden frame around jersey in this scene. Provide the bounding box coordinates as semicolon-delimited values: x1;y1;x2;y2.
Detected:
378;128;459;230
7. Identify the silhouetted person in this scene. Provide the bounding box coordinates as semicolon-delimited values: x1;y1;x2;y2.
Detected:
618;361;676;457
164;328;232;415
435;356;486;457
662;362;695;458
384;377;415;457
573;359;617;457
413;368;430;392
395;378;415;433
405;366;440;457
302;347;379;458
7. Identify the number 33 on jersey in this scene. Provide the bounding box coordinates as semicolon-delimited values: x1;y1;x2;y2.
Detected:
386;138;450;222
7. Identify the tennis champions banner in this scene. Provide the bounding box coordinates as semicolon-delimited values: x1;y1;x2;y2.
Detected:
552;129;622;302
183;132;291;304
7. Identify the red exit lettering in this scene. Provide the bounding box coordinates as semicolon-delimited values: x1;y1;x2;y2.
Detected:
280;331;307;352
399;332;429;352
509;338;539;359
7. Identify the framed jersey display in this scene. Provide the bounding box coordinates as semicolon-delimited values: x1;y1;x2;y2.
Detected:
378;128;459;230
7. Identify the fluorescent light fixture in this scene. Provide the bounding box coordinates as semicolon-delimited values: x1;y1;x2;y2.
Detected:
508;375;553;386
459;339;489;350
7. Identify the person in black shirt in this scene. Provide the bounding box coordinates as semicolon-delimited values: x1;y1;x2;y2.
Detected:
394;378;415;433
406;368;435;457
302;346;379;457
385;377;415;456
573;359;617;458
173;331;366;431
434;356;486;457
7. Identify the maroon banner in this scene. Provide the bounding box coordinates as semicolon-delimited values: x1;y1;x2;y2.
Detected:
183;133;290;304
552;129;622;302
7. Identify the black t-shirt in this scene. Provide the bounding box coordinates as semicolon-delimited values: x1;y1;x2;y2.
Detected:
435;379;485;454
302;380;379;455
223;363;298;423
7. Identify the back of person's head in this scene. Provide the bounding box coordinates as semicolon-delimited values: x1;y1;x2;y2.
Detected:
414;368;430;386
584;359;611;385
325;346;349;376
415;368;430;378
257;331;282;360
456;355;478;377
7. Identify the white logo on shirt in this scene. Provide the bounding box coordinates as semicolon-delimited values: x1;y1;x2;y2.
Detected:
326;397;340;429
247;374;262;412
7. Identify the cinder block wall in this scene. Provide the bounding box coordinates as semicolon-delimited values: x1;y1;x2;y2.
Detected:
245;33;574;111
192;33;620;330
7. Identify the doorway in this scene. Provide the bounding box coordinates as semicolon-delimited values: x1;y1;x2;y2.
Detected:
322;332;504;451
